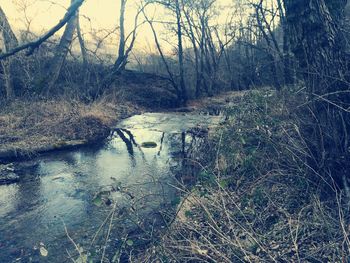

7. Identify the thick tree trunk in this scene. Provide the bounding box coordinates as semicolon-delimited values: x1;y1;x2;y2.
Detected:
43;0;78;93
283;0;350;186
284;0;348;95
0;6;18;99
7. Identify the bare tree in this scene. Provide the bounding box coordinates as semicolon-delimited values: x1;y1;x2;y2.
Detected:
142;9;180;95
0;6;19;99
114;0;127;72
76;13;88;78
101;1;149;87
0;0;85;60
40;0;79;93
175;0;187;105
142;0;188;104
181;0;201;97
253;0;281;90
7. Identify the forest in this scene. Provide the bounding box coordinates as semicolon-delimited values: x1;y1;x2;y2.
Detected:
0;0;349;262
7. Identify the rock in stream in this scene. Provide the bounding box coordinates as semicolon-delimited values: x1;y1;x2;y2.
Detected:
0;163;20;185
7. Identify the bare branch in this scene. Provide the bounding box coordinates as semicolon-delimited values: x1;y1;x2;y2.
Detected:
0;0;85;60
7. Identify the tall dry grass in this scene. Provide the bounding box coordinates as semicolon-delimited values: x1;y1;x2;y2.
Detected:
0;95;137;156
130;88;350;263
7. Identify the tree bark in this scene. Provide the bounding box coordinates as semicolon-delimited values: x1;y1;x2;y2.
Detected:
0;6;18;99
181;1;201;98
283;0;350;185
276;0;294;85
114;0;127;72
76;12;89;85
175;0;187;105
43;0;78;93
283;0;348;95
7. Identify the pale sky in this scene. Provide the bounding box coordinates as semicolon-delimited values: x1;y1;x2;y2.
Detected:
2;0;238;57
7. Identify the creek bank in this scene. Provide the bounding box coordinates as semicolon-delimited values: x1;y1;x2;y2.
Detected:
0;99;139;162
0;91;245;162
113;70;179;109
136;89;348;262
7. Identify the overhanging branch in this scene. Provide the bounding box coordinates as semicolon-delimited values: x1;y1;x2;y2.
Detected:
0;0;85;60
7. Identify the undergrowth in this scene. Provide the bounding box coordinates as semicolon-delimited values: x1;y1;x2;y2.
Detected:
133;88;350;262
0;95;136;156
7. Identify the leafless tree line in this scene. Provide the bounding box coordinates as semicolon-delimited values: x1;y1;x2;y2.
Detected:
0;0;349;128
0;0;295;103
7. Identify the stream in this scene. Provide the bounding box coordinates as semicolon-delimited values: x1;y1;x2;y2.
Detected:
0;112;224;262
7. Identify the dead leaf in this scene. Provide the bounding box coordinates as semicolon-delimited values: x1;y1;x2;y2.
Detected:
40;246;48;257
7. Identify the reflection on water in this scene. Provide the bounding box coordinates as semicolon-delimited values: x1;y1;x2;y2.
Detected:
0;113;222;262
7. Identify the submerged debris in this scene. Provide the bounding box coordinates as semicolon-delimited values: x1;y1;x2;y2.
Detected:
0;163;19;185
141;142;158;148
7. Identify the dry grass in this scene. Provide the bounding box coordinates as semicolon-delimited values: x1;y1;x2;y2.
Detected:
187;90;248;112
130;89;350;263
0;96;137;157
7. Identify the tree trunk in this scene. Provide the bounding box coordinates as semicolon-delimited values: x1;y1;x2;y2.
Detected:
114;0;127;72
181;2;201;98
143;11;180;97
76;12;90;86
0;6;18;99
284;0;348;95
283;0;350;186
43;0;78;94
255;2;281;91
276;0;294;85
175;0;187;106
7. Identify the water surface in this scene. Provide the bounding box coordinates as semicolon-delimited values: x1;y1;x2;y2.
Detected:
0;112;223;262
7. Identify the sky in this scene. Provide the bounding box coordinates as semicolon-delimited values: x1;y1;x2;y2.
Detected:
1;0;237;57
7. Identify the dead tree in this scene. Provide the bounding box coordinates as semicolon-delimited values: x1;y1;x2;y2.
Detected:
0;6;18;99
